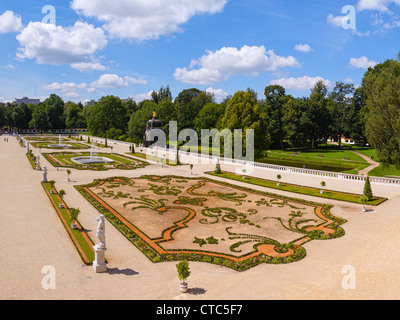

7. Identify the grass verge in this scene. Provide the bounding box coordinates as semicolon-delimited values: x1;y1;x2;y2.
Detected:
207;171;387;206
42;182;95;265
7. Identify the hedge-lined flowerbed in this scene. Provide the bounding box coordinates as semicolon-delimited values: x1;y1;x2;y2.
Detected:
74;175;347;272
42;182;95;265
208;171;387;206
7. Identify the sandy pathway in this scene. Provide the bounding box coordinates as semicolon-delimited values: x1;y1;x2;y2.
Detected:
1;135;400;300
350;150;380;176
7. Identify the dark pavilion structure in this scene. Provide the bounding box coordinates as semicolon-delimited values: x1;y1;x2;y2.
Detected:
144;112;164;147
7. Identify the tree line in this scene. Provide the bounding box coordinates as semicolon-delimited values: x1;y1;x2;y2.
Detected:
1;52;399;166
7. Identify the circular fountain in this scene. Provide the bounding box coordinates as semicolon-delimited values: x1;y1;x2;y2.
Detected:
48;135;73;149
71;143;114;165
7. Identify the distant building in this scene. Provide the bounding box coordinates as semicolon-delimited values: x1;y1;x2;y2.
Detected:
15;97;40;106
341;136;355;145
84;99;97;107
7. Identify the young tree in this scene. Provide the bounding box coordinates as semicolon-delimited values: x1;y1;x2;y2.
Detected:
363;176;373;201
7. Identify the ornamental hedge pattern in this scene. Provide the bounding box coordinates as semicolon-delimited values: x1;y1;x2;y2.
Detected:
75;175;347;272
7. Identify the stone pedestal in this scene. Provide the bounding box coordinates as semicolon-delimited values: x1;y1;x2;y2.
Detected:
36;154;41;171
93;246;107;273
42;166;48;182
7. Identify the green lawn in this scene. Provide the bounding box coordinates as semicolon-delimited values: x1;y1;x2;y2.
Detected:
208;171;386;206
267;146;367;162
131;152;184;166
258;147;369;174
348;145;378;160
369;164;400;178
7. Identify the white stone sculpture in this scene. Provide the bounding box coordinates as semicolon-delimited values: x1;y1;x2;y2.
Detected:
93;215;107;273
95;215;106;250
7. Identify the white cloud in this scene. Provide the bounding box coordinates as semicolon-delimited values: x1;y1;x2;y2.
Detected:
90;74;147;88
205;87;229;100
270;76;332;91
65;91;80;98
357;0;400;12
349;56;377;69
42;81;88;99
42;82;87;93
16;21;108;70
327;13;346;28
294;44;313;53
174;45;300;85
71;0;228;40
70;62;108;72
131;91;154;103
0;11;22;34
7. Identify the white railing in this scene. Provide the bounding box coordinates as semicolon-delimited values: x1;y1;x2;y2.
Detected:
49;134;399;187
139;145;400;186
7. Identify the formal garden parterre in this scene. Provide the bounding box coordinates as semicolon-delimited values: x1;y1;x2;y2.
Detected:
75;175;347;271
42;152;149;171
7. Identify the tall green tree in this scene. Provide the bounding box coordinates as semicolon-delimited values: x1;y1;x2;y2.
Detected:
175;89;212;131
12;103;32;130
151;85;173;104
87;96;128;137
363;56;400;167
220;90;268;158
264;85;287;150
328;82;355;147
65;102;86;129
308;80;330;149
194;102;226;135
155;98;177;141
282;97;309;149
348;87;366;144
29;104;49;132
44;94;65;130
128;100;158;143
0;104;5;129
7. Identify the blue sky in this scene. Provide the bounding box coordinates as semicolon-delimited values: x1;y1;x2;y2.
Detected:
0;0;399;104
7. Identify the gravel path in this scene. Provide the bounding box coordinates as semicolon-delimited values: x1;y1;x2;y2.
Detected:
1;134;400;300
